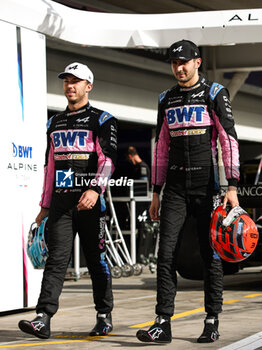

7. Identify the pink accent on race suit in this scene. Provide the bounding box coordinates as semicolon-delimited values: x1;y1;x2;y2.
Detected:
95;137;115;193
51;129;95;152
211;126;218;166
212;111;240;181
152;117;170;187
165;105;214;129
99;238;105;249
40;142;55;208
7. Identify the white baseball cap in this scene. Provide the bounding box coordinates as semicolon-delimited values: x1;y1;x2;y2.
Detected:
58;62;94;84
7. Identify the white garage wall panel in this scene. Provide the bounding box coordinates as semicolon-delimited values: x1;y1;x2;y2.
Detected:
20;27;47;308
0;21;47;312
0;20;24;312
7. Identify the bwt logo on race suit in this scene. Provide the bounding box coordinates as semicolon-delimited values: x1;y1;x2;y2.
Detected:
56;169;74;188
166;106;206;125
12;143;32;158
52;130;88;148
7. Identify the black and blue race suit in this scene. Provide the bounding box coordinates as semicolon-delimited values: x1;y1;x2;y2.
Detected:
152;76;240;317
37;102;117;316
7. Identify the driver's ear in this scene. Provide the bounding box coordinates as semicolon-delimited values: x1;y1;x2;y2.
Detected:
86;82;93;93
195;58;202;69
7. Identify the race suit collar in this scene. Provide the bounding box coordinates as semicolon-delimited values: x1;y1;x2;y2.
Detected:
178;75;205;92
65;102;91;116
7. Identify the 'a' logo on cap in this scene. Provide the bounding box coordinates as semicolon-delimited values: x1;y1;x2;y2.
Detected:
173;46;183;53
69;65;78;70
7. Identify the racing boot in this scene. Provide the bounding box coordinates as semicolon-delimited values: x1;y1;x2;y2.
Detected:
89;313;113;336
136;315;172;344
197;315;219;343
18;312;51;339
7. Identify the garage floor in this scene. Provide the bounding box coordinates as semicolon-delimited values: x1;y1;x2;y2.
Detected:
1;266;262;349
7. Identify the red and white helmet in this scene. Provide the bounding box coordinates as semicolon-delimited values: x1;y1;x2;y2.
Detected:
210;205;259;262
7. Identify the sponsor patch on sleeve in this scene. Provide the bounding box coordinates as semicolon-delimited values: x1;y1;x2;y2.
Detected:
209;83;224;100
159;89;169;103
46;115;54;130
99;111;114;125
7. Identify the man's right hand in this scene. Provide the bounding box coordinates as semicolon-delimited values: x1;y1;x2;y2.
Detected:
35;208;49;226
149;193;160;221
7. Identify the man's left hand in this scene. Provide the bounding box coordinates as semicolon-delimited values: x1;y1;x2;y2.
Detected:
77;189;99;210
223;186;239;209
